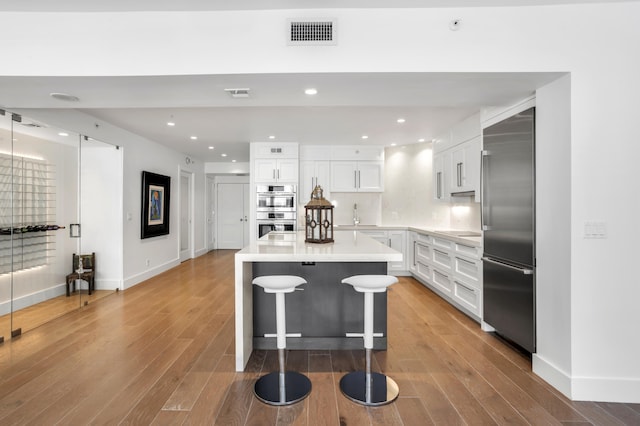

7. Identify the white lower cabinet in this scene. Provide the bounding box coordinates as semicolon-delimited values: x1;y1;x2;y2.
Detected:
410;230;482;321
358;229;408;275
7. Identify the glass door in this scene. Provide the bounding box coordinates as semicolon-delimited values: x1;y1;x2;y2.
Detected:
78;136;122;306
2;111;83;336
0;109;13;342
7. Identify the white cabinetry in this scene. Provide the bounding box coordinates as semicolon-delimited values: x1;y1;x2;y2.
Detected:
331;161;383;192
433;113;481;202
409;230;483;320
300;160;331;201
252;143;299;184
330;145;384;193
254;158;298;183
450;136;481;198
358;229;407;274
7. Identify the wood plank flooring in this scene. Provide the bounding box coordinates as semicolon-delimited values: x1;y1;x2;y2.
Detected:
0;249;638;425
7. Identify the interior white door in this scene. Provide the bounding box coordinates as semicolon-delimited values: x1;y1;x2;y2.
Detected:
179;172;192;262
207;177;216;251
217;183;248;249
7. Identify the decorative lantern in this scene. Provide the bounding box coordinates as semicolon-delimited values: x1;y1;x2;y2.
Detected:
305;185;334;243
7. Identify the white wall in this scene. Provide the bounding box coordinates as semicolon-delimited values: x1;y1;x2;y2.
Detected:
2;3;640;402
383;142;481;229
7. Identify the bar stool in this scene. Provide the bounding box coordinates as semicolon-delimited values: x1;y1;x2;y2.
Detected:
340;275;399;406
252;275;312;406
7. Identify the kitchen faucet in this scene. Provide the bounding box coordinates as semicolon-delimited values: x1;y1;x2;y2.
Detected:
353;203;360;226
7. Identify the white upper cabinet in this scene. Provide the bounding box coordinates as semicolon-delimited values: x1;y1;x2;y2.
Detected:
300;160;331;202
331;161;384;192
252;143;299;183
254;158;299;183
432;113;481;202
450;136;481;201
330;145;384;192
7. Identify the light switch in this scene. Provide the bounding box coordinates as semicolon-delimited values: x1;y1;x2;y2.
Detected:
584;221;607;239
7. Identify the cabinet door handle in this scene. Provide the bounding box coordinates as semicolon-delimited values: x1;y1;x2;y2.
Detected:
413;240;417;266
354;171;357;189
455;280;475;292
277;169;280;179
436;172;442;199
358;170;361;188
273;169;276;179
457;162;463;187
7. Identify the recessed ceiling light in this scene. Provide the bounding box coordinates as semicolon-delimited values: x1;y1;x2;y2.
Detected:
167;121;175;127
232;159;237;163
418;138;425;142
58;132;69;137
208;146;214;150
361;135;369;139
221;153;227;157
397;118;406;124
390;143;397;146
269;135;275;139
50;92;80;102
190;136;198;140
305;88;318;95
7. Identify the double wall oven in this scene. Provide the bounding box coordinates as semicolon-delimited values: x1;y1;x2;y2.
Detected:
256;185;297;238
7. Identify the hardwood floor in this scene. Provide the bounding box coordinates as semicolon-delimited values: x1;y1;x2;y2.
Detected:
0;249;638;425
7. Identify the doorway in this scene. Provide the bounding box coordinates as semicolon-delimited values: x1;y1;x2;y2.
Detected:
179;170;193;262
215;176;250;249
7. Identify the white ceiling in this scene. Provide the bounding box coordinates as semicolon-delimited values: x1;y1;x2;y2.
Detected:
1;72;563;162
0;0;578;162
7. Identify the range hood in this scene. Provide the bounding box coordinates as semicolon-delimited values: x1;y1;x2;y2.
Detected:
450;190;476;197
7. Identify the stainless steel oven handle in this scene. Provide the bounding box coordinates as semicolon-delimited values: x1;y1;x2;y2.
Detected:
482;257;533;275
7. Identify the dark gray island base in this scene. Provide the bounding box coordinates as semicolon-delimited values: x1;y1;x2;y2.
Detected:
252;261;387;350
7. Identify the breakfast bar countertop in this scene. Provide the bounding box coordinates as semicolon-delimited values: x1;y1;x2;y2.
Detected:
235;230;403;262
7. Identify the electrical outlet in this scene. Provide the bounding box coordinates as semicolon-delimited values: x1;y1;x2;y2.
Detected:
145;259;150;266
584;221;607;239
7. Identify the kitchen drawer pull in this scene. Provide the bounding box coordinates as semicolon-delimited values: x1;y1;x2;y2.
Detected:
482;257;533;275
456;257;475;265
455;280;474;292
433;248;448;256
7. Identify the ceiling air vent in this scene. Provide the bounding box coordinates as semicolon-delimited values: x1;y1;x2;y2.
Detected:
287;18;337;46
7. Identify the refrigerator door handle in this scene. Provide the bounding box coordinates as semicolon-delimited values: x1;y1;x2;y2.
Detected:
482;257;534;275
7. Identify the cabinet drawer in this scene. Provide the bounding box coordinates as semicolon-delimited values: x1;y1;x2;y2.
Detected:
454;255;481;285
453;279;480;316
455;242;481;259
432;236;454;251
432;269;453;295
432;248;452;271
415;232;431;244
415;261;432;282
415;242;431;265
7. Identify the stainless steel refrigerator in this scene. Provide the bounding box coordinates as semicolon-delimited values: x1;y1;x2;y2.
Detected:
481;107;536;353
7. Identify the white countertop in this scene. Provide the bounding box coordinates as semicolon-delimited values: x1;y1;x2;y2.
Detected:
330;225;482;247
236;230;402;262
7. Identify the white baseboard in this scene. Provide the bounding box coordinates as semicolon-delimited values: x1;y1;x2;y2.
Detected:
0;283;67;315
123;258;180;290
195;247;208;258
532;354;572;398
533;354;640;403
95;278;123;291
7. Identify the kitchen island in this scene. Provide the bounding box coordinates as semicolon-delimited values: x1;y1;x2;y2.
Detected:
234;230;402;371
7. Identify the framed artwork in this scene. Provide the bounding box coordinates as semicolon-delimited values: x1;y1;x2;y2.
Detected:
141;171;171;239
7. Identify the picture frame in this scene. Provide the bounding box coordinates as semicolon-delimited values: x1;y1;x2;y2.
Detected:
141;171;171;239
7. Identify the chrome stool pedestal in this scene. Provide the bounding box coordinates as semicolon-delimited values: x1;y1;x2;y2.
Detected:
252;275;312;406
340;275;399;406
